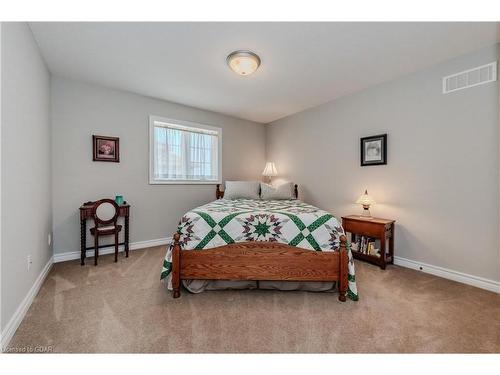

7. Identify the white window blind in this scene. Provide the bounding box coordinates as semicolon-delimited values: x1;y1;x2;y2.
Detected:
149;116;221;184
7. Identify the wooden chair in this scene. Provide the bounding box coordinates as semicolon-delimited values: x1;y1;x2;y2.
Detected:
89;199;122;265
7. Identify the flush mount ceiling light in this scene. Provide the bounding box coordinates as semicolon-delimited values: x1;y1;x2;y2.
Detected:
226;50;261;76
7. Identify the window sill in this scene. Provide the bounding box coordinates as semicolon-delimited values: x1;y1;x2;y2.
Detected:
149;179;222;185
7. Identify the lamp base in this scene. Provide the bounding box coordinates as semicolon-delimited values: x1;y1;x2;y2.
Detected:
360;206;373;219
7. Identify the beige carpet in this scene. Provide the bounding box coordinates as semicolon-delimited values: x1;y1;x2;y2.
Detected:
7;246;500;353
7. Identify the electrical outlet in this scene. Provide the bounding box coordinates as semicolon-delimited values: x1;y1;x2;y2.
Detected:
27;255;32;271
48;233;52;246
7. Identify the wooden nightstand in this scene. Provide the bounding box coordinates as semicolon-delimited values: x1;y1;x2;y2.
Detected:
342;215;395;269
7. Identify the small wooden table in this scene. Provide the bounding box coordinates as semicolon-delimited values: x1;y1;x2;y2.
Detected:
342;215;395;269
79;201;130;266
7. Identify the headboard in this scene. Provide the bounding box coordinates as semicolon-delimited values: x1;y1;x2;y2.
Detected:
216;183;298;200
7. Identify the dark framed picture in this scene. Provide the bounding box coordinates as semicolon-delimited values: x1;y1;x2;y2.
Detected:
360;134;387;166
93;135;120;162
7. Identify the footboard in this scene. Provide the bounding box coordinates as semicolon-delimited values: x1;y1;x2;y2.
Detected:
171;233;349;302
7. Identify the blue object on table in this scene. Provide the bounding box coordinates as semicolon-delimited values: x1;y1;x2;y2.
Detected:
115;195;124;205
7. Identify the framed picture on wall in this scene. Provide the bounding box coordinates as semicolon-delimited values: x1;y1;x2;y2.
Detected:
93;135;120;162
360;134;387;166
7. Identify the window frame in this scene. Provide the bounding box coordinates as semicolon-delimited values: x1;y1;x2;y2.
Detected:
149;115;222;185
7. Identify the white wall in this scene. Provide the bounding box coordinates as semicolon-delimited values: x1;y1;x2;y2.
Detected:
1;23;52;332
267;44;500;282
0;21;2;340
51;77;266;255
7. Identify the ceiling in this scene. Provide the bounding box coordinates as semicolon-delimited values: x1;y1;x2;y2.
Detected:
30;22;500;123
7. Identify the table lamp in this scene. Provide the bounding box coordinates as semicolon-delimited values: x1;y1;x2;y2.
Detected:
262;162;278;183
356;189;376;218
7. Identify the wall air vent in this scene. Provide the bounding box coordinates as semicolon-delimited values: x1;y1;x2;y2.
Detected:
442;61;497;94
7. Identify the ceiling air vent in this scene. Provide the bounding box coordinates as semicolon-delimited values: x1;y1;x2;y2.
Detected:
443;61;497;94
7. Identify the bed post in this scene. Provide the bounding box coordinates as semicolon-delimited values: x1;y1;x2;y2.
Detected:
172;233;181;298
216;184;222;199
294;184;298;199
338;235;348;302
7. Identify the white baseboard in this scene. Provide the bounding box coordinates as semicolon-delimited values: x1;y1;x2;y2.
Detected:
394;256;500;294
1;256;53;352
53;237;171;263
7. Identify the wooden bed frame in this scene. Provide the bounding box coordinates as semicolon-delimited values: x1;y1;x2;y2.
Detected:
171;184;349;302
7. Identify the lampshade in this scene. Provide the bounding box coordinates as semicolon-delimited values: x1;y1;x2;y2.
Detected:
356;189;376;207
262;162;278;177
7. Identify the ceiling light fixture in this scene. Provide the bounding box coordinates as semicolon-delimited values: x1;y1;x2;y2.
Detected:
226;50;261;76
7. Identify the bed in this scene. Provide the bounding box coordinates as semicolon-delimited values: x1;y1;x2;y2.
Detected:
161;184;358;301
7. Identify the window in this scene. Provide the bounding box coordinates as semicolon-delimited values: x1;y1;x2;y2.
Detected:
149;116;222;184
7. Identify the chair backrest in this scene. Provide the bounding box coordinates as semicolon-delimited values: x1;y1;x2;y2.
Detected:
92;199;119;226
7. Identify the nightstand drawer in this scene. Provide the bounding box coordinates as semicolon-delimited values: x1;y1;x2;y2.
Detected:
343;220;383;238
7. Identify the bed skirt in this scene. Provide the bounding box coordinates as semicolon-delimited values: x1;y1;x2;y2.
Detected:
181;279;337;293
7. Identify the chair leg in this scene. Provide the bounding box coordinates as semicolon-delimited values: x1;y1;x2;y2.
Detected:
94;234;99;266
114;231;118;262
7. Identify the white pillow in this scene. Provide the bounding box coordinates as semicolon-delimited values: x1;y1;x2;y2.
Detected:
260;182;295;200
224;181;260;200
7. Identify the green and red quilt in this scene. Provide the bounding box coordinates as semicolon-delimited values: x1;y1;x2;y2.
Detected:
161;198;358;301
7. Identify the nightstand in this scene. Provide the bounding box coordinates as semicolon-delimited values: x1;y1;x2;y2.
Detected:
341;215;395;269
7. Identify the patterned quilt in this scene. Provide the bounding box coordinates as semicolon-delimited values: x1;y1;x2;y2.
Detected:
161;199;358;300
